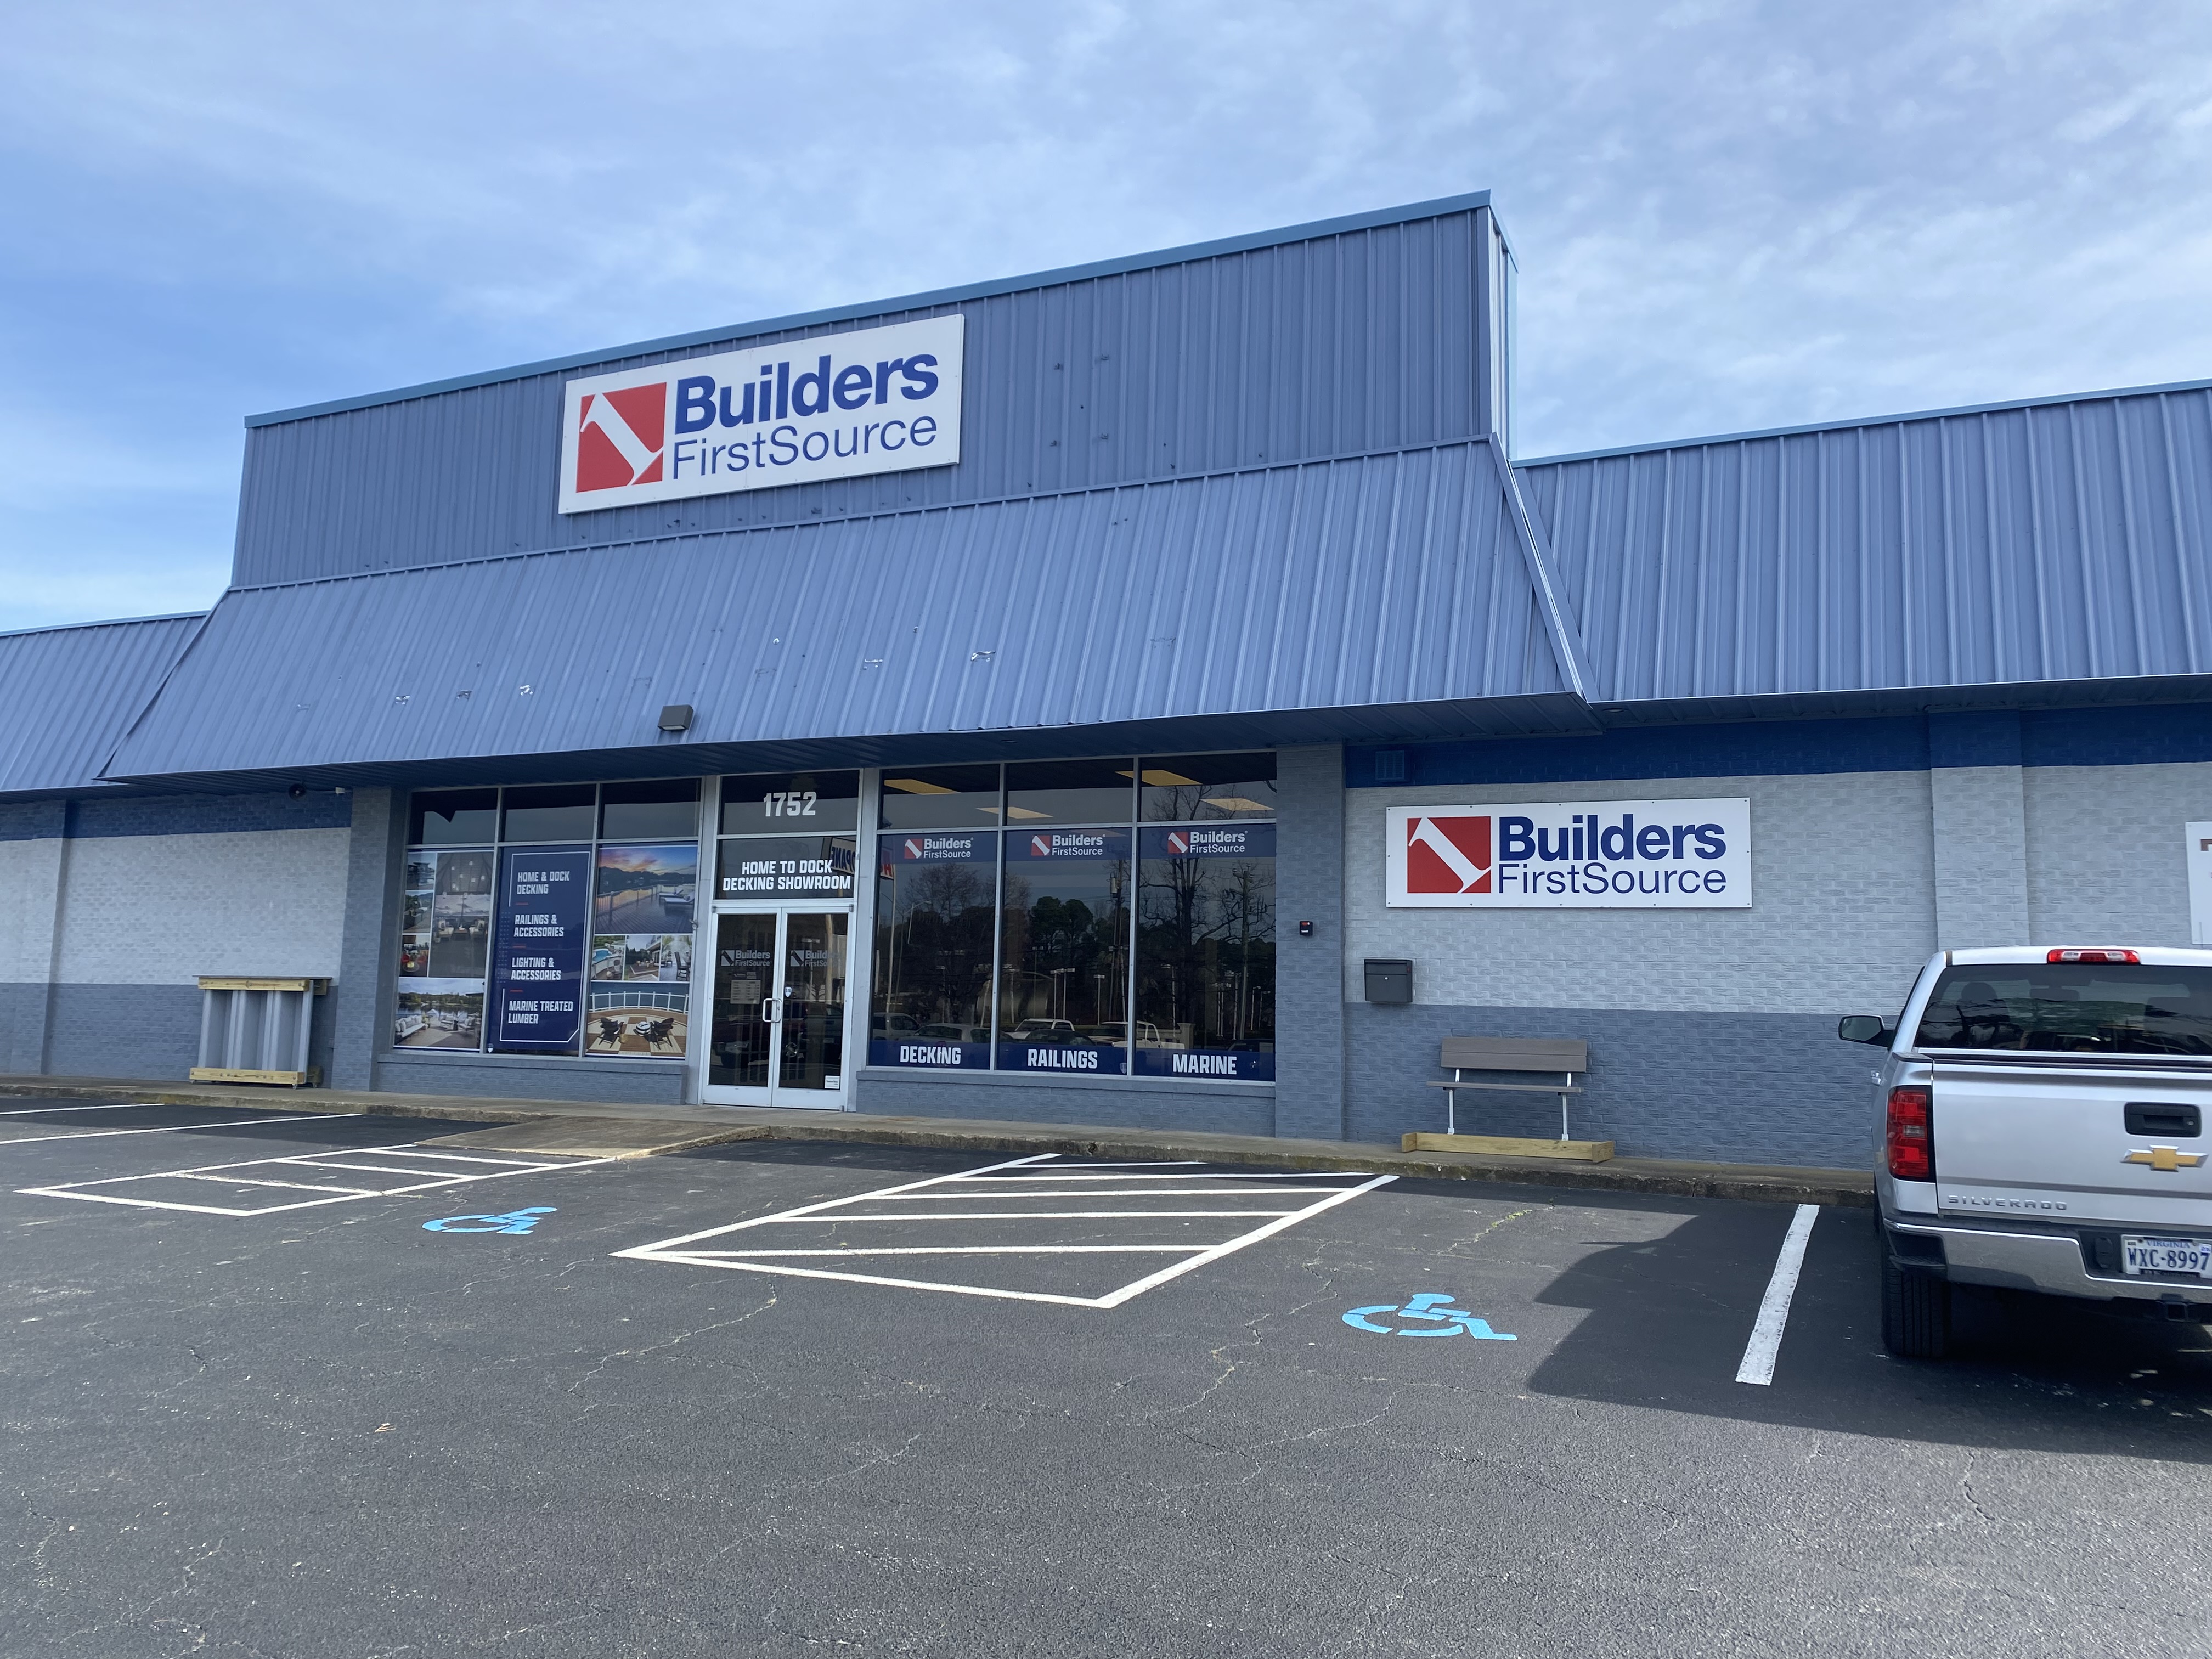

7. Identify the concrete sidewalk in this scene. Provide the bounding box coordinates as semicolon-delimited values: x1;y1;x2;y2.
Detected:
0;1074;1872;1207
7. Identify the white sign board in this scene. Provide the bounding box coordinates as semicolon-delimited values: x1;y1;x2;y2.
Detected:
1386;798;1751;909
558;314;963;514
2189;821;2212;945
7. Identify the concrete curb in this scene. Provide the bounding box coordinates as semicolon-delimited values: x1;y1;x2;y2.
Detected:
0;1076;1874;1208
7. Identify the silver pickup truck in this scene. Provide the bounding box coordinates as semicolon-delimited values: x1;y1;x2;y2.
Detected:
1840;946;2212;1358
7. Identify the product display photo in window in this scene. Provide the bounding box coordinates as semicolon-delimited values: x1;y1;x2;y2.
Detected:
391;783;702;1060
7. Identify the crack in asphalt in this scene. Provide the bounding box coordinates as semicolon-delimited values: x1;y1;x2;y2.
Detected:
564;1295;781;1406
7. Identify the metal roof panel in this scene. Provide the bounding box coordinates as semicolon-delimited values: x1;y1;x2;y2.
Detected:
230;206;1513;588
1516;384;2212;703
0;614;205;796
111;443;1572;785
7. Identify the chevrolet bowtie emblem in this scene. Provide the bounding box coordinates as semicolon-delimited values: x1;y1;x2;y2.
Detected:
2124;1147;2205;1172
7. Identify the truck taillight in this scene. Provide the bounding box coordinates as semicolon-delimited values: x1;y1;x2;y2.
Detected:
1887;1086;1932;1181
2046;947;2138;964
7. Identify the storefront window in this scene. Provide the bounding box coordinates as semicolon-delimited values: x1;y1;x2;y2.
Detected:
586;842;698;1057
501;784;595;843
1138;753;1278;821
1133;822;1275;1081
408;788;496;847
870;828;994;1068
720;770;859;835
868;754;1273;1082
998;828;1131;1074
393;781;699;1059
394;843;493;1051
878;764;1001;831
1006;758;1134;826
605;777;706;840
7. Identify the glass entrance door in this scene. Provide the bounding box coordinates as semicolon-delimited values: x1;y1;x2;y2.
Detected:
702;909;850;1107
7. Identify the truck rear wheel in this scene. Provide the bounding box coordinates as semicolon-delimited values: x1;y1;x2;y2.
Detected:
1880;1234;1950;1359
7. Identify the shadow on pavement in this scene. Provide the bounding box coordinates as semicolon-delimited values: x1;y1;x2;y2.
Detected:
1523;1201;2212;1462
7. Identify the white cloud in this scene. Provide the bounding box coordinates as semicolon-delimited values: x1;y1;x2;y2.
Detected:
0;0;2206;624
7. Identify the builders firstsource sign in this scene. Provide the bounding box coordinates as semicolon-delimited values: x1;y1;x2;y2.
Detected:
1386;799;1751;909
558;315;964;513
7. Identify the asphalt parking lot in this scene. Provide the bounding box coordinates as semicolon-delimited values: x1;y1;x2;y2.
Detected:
4;1101;2209;1658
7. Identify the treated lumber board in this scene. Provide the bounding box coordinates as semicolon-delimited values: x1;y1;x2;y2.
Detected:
1402;1131;1615;1163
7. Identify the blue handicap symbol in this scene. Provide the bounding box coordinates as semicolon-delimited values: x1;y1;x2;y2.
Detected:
422;1206;555;1235
1342;1291;1516;1340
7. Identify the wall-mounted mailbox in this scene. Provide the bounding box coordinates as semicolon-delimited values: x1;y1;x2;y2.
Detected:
1364;958;1412;1005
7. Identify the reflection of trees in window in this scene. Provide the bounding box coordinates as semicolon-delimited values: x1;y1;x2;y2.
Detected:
1137;857;1275;1048
1138;767;1276;822
997;864;1129;1030
875;862;994;1027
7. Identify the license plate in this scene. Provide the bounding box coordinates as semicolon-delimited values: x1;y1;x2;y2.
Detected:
2121;1235;2212;1277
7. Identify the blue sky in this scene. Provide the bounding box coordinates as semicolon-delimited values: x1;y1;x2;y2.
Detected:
3;1;2208;631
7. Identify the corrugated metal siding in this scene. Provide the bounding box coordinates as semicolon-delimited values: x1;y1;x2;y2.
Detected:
1517;385;2212;706
0;614;203;795
121;443;1567;781
233;213;1494;586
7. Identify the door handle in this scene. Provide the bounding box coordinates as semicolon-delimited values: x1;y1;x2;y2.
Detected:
760;997;776;1024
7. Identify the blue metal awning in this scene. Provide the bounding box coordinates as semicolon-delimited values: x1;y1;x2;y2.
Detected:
105;442;1592;789
0;613;204;798
1518;379;2212;720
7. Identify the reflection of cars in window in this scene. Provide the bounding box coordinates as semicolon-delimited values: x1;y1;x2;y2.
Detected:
871;1012;922;1036
1081;1022;1169;1047
1005;1019;1076;1040
919;1024;990;1042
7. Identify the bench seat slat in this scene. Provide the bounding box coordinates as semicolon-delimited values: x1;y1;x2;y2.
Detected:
1426;1080;1583;1094
1438;1036;1586;1072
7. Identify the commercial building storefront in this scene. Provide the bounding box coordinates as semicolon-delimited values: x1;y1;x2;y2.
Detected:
2;189;2207;1168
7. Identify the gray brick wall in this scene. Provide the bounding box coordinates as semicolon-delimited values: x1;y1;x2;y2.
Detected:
332;788;401;1090
0;983;50;1075
1931;765;2030;947
45;983;202;1080
53;827;349;983
2025;761;2212;944
1273;743;1346;1139
0;826;64;983
1347;1000;1876;1167
853;1069;1276;1136
1345;769;1937;1014
376;1050;690;1105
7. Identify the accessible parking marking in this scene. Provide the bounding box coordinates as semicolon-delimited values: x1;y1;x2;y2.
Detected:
18;1142;620;1217
616;1152;1396;1308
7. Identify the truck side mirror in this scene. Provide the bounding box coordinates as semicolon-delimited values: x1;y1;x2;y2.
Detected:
1837;1014;1894;1045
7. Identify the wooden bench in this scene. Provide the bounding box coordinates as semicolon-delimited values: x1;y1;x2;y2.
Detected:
1403;1036;1613;1163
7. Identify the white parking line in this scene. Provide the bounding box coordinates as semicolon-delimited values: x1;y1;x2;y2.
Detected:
18;1141;620;1217
0;1102;154;1116
616;1153;1396;1308
690;1245;1198;1258
959;1170;1370;1181
860;1187;1353;1200
175;1173;382;1194
0;1113;331;1147
1735;1203;1820;1386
